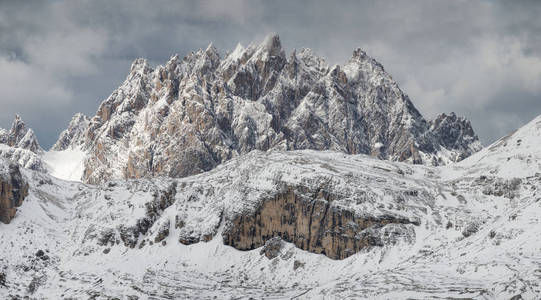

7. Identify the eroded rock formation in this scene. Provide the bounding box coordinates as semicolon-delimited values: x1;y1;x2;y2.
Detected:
223;186;419;260
55;34;481;184
0;162;29;224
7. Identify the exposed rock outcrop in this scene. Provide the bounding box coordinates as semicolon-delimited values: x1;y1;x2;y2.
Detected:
55;34;480;184
0;159;29;224
0;114;42;154
93;181;178;248
52;113;90;151
260;236;284;259
0;115;45;172
223;186;419;260
428;112;482;162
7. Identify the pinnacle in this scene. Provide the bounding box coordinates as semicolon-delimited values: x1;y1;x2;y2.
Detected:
352;48;368;59
129;58;150;74
260;33;282;56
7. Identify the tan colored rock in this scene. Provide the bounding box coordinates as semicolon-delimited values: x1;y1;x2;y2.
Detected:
223;187;418;260
0;163;29;224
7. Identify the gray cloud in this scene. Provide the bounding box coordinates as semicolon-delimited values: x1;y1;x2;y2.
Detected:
0;0;540;147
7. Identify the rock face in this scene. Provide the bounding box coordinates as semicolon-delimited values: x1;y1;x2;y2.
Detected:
428;112;481;163
57;34;480;184
52;113;90;151
260;236;284;259
0;159;29;224
0;114;42;153
223;187;418;260
0;115;44;171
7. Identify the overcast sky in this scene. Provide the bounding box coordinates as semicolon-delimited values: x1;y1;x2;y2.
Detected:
1;0;541;148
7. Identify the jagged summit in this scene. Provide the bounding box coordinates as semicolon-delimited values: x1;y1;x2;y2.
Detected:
52;113;90;151
428;112;482;161
0;114;42;153
56;33;481;184
0;115;44;171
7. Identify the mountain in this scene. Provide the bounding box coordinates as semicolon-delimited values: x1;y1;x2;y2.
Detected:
5;34;538;299
0;143;539;298
55;34;481;184
0;115;44;171
0;114;42;154
51;113;90;151
456;113;541;178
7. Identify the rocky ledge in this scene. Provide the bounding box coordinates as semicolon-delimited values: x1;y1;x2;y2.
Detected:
222;186;419;260
0;161;29;224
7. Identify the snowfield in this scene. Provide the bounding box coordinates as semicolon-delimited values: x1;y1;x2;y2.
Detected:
1;145;540;299
42;148;86;182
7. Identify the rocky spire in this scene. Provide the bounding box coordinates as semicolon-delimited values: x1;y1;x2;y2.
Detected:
52;113;90;151
54;34;481;184
428;112;482;161
0;114;42;153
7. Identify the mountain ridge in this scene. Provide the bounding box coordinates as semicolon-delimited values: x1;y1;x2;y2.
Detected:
53;33;481;184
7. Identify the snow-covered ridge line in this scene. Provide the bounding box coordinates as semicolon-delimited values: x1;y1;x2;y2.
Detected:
1;147;539;298
52;33;481;184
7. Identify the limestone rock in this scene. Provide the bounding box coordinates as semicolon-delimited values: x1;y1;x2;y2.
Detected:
0;114;42;154
223;186;419;260
0;159;29;224
55;34;481;184
260;236;284;259
52;113;90;151
0;115;45;172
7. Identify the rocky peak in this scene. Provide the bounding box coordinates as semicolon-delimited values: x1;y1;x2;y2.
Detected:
129;58;152;76
192;43;221;76
225;33;287;100
259;33;284;58
57;34;481;184
428;112;482;160
0;115;42;153
52;113;90;151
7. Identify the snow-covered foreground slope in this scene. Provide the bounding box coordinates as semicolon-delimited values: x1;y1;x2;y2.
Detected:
0;149;539;299
455;114;541;179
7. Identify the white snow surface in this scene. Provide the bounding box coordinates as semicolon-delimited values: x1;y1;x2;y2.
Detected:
455;114;541;179
0;144;44;171
42;148;86;182
1;147;540;299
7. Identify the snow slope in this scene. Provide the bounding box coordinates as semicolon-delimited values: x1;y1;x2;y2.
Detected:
455;114;541;179
42;148;86;182
0;148;539;299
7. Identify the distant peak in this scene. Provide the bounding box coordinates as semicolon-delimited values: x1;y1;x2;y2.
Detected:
10;114;26;131
232;43;244;54
348;47;385;72
2;114;42;153
205;42;219;55
130;58;151;74
352;48;368;60
259;33;282;56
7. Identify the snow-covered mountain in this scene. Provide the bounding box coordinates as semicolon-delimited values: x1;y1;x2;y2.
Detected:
0;115;44;171
51;113;90;151
3;34;540;299
55;34;481;184
0;142;539;298
457;113;541;178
